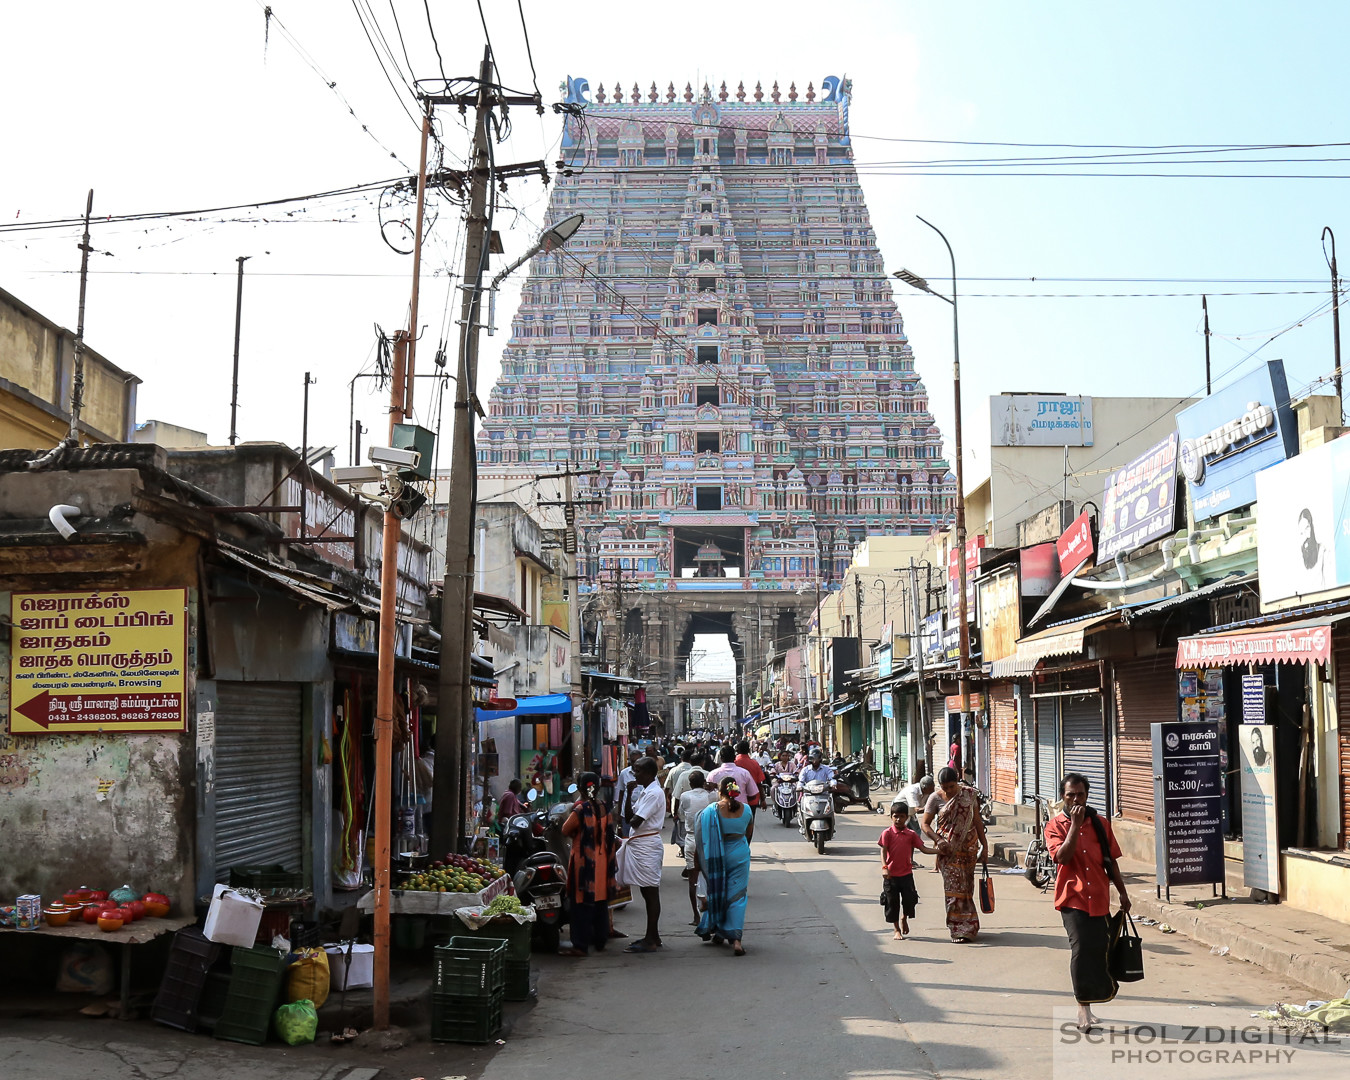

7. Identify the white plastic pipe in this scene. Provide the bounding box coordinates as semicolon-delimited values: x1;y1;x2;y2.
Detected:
48;504;81;539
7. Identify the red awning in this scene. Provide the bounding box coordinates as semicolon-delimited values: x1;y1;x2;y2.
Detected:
1175;617;1342;668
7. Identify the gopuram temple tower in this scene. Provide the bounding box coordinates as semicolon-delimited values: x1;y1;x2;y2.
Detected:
477;76;955;722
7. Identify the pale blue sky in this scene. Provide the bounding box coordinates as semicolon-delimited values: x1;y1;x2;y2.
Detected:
1;1;1345;478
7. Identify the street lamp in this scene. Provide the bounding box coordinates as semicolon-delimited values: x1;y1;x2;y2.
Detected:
895;214;971;716
872;577;888;627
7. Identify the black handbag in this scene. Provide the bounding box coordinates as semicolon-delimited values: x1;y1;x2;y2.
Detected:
1111;911;1145;982
978;864;995;914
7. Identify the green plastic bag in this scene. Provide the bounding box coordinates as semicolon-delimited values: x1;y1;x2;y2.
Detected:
274;999;318;1045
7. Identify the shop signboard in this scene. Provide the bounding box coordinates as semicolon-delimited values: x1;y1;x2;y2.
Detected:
877;622;894;678
1255;431;1350;604
1098;433;1178;559
977;567;1021;665
942;625;981;663
881;693;895;720
1238;725;1279;894
1175;359;1296;521
922;611;944;662
1019;542;1059;597
1151;721;1226;890
945;693;985;713
1176;623;1333;668
1056;510;1095;576
10;589;189;734
947;535;986;620
333;612;412;659
990;394;1093;446
1240;674;1266;724
867;691;883;712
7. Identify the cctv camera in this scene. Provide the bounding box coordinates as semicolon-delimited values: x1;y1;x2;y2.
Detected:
368;445;421;469
331;465;385;486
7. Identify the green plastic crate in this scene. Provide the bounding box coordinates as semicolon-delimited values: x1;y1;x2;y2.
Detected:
213;947;287;1046
455;916;531;961
431;990;503;1044
433;937;506;997
503;958;533;1002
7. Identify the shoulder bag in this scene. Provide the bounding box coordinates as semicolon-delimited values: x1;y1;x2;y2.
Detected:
978;863;995;914
1088;811;1145;983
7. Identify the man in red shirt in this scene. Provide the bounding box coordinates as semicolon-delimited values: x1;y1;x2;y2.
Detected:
734;739;766;817
1045;772;1132;1032
878;801;934;939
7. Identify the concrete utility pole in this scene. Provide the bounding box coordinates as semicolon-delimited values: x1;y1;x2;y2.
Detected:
1202;295;1212;396
433;48;496;863
229;255;250;446
405;101;433;417
854;575;864;643
1324;227;1342;423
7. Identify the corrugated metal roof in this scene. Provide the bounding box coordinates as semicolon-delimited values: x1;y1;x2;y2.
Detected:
1123;573;1257;622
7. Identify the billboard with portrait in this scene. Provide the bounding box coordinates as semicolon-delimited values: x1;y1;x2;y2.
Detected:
1256;434;1350;605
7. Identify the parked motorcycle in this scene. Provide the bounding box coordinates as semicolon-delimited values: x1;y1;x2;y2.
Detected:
1022;795;1057;890
799;779;836;854
978;789;995;827
831;759;875;813
502;787;576;952
771;772;800;827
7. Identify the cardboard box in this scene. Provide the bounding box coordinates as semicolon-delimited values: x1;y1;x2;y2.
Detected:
323;942;375;990
202;883;264;947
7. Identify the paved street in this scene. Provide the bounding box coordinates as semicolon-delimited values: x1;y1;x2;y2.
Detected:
491;805;1312;1080
0;806;1318;1080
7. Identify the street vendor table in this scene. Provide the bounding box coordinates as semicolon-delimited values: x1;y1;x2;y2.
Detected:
0;915;196;1017
355;872;511;916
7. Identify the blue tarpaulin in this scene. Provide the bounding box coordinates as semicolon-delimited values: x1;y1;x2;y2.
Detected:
475;693;573;723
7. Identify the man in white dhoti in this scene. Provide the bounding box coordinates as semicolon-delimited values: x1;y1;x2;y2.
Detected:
618;756;666;953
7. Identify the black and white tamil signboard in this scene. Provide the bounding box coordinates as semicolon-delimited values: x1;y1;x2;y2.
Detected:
1151;721;1226;899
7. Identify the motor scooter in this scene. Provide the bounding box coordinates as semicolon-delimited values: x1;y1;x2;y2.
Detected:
501;787;575;952
831;759;874;812
798;779;836;854
771;772;799;827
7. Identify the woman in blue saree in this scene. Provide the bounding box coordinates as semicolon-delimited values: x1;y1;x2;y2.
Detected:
694;776;754;955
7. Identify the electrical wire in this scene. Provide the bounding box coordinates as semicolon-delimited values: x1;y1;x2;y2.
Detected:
516;0;541;99
0;178;405;234
421;0;449;87
349;0;421;129
387;0;417;80
251;0;411;168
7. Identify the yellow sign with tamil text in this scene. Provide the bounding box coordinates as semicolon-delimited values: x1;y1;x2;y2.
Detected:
9;589;189;734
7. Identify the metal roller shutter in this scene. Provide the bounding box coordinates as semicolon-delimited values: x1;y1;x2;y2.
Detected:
989;684;1018;804
1020;694;1036;805
1060;693;1108;815
1113;656;1177;823
214;682;304;880
1335;638;1350;850
1036;699;1061;804
893;716;910;789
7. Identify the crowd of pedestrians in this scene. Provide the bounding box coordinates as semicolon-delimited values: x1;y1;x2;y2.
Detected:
555;733;1135;1027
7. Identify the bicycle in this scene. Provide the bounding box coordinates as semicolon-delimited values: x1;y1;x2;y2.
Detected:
1022;795;1058;890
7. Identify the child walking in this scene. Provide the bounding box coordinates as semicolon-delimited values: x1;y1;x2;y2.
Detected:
879;801;933;939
